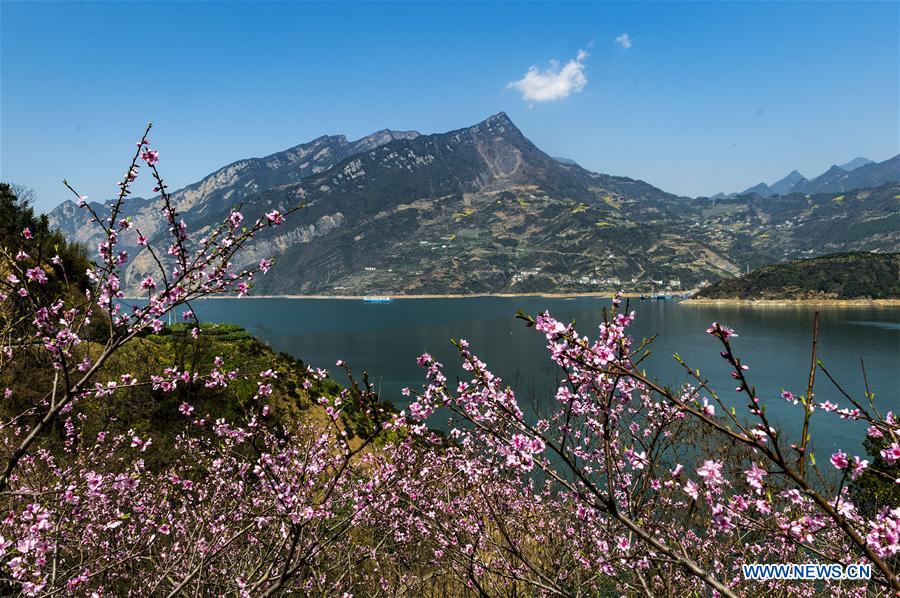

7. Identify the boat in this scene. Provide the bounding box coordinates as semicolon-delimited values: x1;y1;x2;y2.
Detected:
363;296;392;303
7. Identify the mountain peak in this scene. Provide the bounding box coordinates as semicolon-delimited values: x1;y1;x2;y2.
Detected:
740;182;770;196
469;112;521;137
307;134;346;146
351;129;420;152
838;157;875;172
485;111;512;124
768;169;807;196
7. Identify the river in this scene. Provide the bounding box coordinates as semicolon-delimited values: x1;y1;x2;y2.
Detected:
157;296;899;454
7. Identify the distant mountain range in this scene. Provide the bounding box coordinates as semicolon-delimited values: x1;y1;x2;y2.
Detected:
710;154;898;199
48;113;900;295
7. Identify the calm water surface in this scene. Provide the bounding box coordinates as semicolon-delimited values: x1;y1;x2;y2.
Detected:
176;297;899;454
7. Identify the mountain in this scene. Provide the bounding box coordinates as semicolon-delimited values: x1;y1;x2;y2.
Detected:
717;155;898;199
768;170;807;196
121;113;741;295
695;252;900;300
49;128;420;251
739;182;772;197
736;170;808;198
697;184;899;269
48;113;900;296
796;154;900;194
839;157;874;171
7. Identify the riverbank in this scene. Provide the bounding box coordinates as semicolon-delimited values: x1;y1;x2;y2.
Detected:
123;292;900;306
127;291;647;301
681;298;900;307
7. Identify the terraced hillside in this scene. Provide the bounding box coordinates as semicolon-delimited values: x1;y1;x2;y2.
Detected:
49;114;900;296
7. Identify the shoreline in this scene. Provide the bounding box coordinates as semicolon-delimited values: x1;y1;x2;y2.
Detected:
122;292;900;307
124;291;637;301
681;298;900;307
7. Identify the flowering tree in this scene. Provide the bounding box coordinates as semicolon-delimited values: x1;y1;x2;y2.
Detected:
0;126;329;594
393;302;899;595
0;128;897;596
0;124;294;486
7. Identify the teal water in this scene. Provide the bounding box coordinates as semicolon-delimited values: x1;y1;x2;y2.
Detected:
154;297;899;454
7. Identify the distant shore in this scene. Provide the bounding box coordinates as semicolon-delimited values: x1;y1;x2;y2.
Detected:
681;298;900;307
121;293;900;306
167;291;639;300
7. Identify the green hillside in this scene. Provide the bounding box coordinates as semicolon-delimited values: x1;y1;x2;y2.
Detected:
695;252;900;300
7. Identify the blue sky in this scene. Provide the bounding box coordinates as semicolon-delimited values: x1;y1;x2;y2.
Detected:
2;1;898;212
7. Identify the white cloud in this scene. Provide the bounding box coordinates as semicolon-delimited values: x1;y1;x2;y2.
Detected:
615;33;632;49
507;50;589;103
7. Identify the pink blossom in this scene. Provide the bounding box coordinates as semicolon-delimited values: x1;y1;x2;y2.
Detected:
745;462;766;494
781;390;799;405
25;267;47;284
830;450;849;470
865;507;900;559
624;447;647;470
684;479;700;500
850;457;869;480
881;443;900;465
706;322;737;339
697;460;725;486
141;148;159;166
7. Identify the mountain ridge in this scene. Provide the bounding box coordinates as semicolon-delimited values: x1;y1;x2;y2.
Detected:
49;127;421;251
47;113;899;296
711;154;898;199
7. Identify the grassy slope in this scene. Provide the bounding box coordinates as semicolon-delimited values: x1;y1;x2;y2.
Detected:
695;252;900;300
0;323;389;470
